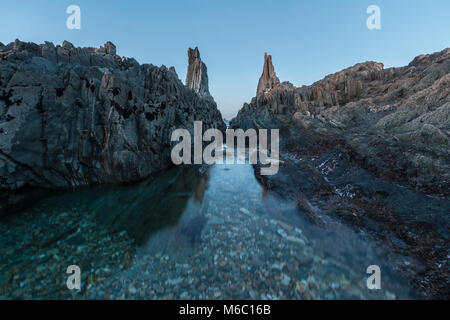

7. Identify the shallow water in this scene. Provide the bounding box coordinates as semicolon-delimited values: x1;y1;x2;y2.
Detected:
0;150;422;299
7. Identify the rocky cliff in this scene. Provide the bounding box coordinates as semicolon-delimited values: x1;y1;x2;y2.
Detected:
0;40;225;214
231;49;450;298
232;49;450;195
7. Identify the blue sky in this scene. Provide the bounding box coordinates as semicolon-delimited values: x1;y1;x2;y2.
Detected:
1;0;449;118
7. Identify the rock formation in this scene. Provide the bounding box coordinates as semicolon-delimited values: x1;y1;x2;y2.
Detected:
0;39;225;214
232;48;450;195
185;47;210;98
232;48;450;298
256;53;280;96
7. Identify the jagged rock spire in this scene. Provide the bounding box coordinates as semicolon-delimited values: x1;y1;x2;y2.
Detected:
257;52;280;95
185;47;210;97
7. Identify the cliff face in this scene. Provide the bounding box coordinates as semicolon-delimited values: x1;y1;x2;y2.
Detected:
0;40;225;214
231;49;450;298
185;47;210;98
232;49;450;195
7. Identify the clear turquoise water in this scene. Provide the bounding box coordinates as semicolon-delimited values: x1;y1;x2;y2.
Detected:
0;151;422;299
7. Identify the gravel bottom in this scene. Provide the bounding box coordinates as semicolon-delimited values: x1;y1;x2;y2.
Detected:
0;164;415;299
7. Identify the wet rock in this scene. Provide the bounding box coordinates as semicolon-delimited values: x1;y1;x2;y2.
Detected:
208;217;224;225
281;274;291;286
385;291;396;300
128;285;137;294
166;278;183;286
239;208;251;215
277;221;293;232
276;228;288;238
286;236;305;246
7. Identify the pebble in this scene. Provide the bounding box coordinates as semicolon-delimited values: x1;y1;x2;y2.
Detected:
286;236;305;245
0;163;413;301
281;274;291;286
385;292;396;300
239;208;251;215
208;217;225;225
278;221;293;232
180;292;188;299
277;229;288;238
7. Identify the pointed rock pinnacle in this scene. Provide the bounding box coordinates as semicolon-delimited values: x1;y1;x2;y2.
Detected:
257;52;280;96
185;47;210;97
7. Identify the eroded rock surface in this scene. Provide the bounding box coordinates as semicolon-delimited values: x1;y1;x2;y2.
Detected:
232;49;450;298
257;53;280;96
233;49;450;195
0;40;225;214
185;47;210;98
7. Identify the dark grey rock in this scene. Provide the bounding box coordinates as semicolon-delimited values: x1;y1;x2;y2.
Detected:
232;48;450;195
232;47;450;299
0;40;225;214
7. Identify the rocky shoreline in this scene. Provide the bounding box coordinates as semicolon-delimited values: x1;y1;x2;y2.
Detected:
232;50;450;298
232;49;450;195
0;40;225;215
0;39;448;299
0;160;416;300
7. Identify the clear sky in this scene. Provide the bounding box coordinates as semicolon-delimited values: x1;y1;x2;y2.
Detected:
1;0;449;118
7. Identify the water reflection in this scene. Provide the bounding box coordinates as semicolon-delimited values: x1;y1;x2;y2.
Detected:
0;150;422;299
88;166;208;245
88;159;418;299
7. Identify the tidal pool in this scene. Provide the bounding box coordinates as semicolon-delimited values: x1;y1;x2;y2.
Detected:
0;151;420;299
